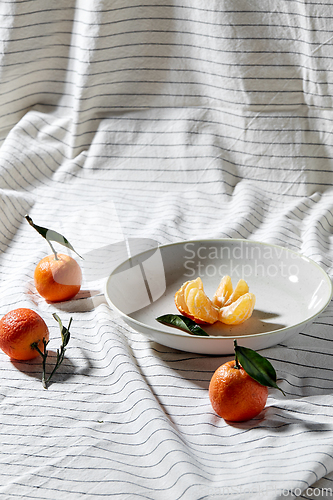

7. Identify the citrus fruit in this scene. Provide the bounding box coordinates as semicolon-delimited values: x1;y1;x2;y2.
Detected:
34;253;82;302
209;360;268;421
0;308;49;361
174;277;219;324
175;275;255;325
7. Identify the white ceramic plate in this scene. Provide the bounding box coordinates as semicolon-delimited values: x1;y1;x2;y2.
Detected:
104;239;333;355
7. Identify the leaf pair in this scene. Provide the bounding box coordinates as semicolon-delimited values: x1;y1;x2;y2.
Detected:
32;314;72;389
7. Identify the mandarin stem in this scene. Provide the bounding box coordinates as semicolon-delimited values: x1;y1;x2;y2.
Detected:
31;315;72;389
25;214;59;260
31;338;49;389
233;339;241;369
47;239;58;260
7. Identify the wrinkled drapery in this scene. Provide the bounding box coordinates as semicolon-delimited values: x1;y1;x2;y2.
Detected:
1;2;333;499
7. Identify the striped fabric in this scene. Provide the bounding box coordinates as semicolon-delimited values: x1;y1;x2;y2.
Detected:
1;1;333;499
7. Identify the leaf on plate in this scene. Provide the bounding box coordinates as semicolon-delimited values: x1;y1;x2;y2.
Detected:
156;314;209;336
234;340;285;395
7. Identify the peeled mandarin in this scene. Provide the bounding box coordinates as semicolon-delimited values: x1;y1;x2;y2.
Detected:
175;275;255;326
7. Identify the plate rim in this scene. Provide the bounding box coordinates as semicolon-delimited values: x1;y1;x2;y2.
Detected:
104;238;333;340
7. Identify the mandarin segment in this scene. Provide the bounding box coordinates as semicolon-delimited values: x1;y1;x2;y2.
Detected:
219;292;256;325
184;277;203;302
174;279;195;317
212;275;233;308
174;277;219;324
186;288;219;324
224;279;249;306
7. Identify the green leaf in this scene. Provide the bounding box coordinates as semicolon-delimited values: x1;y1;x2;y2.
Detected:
156;314;209;336
234;340;285;395
25;214;82;259
53;313;72;347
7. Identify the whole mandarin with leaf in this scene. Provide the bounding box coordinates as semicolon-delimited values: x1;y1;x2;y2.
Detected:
0;308;49;361
34;253;82;302
209;359;268;422
25;215;82;303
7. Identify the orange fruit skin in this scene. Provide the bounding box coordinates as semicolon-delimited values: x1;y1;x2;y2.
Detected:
34;253;82;302
209;360;268;422
0;308;49;361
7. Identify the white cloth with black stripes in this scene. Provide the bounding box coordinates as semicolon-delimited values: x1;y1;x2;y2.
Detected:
0;2;333;499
